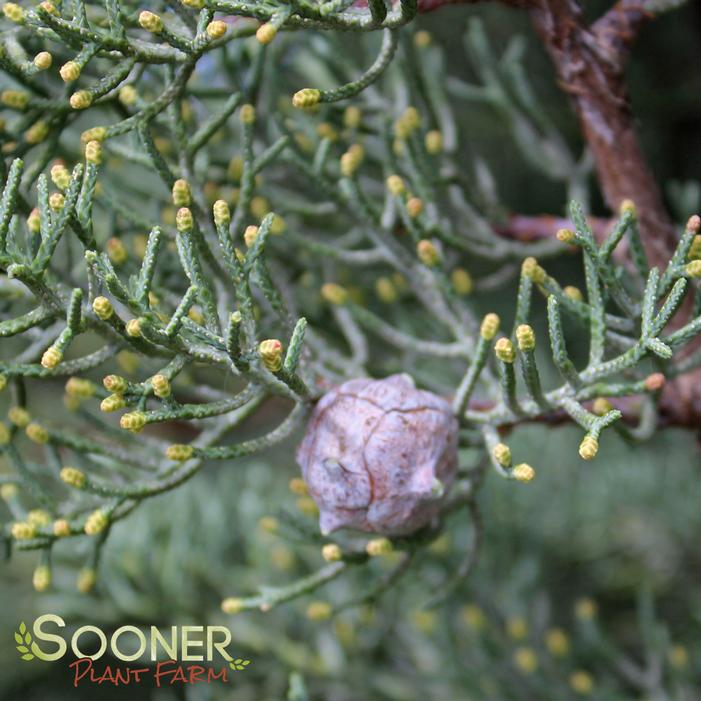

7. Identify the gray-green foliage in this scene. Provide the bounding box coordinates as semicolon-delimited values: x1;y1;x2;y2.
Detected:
1;0;701;663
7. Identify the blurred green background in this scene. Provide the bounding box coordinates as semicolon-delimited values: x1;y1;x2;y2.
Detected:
2;2;701;699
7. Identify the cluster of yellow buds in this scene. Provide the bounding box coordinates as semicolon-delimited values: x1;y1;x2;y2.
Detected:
417;239;439;267
512;463;535;482
26;422;49;444
151;374;171;398
206;20;227;39
322;543;342;562
366;537;393;557
516;324;536;352
92;296;114;320
492;443;511;468
41;345;62;369
120;411;147;432
139;10;163;33
60;466;87;489
172;179;191;207
494;337;516;363
256;22;277;45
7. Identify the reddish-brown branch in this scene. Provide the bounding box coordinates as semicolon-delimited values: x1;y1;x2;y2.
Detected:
495;213;611;242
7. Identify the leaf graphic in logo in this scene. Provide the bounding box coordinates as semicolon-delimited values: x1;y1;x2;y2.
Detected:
229;658;251;671
15;623;34;661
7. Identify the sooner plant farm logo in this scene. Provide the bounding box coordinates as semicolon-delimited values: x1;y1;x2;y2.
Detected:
14;615;250;687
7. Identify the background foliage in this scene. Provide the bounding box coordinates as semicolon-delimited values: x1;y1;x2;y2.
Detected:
1;0;701;699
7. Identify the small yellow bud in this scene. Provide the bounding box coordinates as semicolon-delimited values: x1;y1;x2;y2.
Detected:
340;148;364;177
151;374;171;398
70;90;92;110
27;208;41;233
425;130;443;155
172;179;191;207
244;225;259;247
258;515;278;534
38;1;58;14
322;543;342;562
288;477;308;496
578;435;598;461
118;85;137;106
492;443;511;468
27;509;51;527
41;345;62;369
221;597;243;614
495;337;515;363
8;406;30;427
76;567;97;593
49;192;65;210
53;519;71;537
575;597;597;620
256;22;277;44
556;227;575;244
564;285;583;302
176;207;193;231
65;377;95;399
59;60;81;82
12;521;37;540
181;0;204;8
139;10;163;32
33;565;51;592
92;296;113;320
3;2;24;21
100;394;125;412
386;174;405;196
668;644;689;670
375;277;398;304
1;89;29;109
107;237;128;265
292;88;321;109
414;30;432;48
228;155;244;182
249;195;269;219
25;121;49;144
166;444;194;461
406;197;423;218
120;412;147;433
569;671;594;695
81;126;107;144
687;214;701;233
545;628;570;656
343;105;361;129
26;422;49;444
410;609;437;633
60;466;87;489
480;313;500;341
417;239;439;267
512;463;535;483
270;214;285;235
522;256;546;283
84;509;109;535
321;282;348;305
516;324;536;351
103;374;128;394
644;372;665;391
460;604;486;631
620;199;636;216
84;139;102;165
258;339;283;372
592;397;613;416
449;268;472;296
125;318;141;337
213;199;230;227
238;104;255;127
513;647;538;674
306;601;332;621
206;19;227;38
685;260;701;277
366;537;393;557
51;163;71;190
0;483;18;500
296;496;318;516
